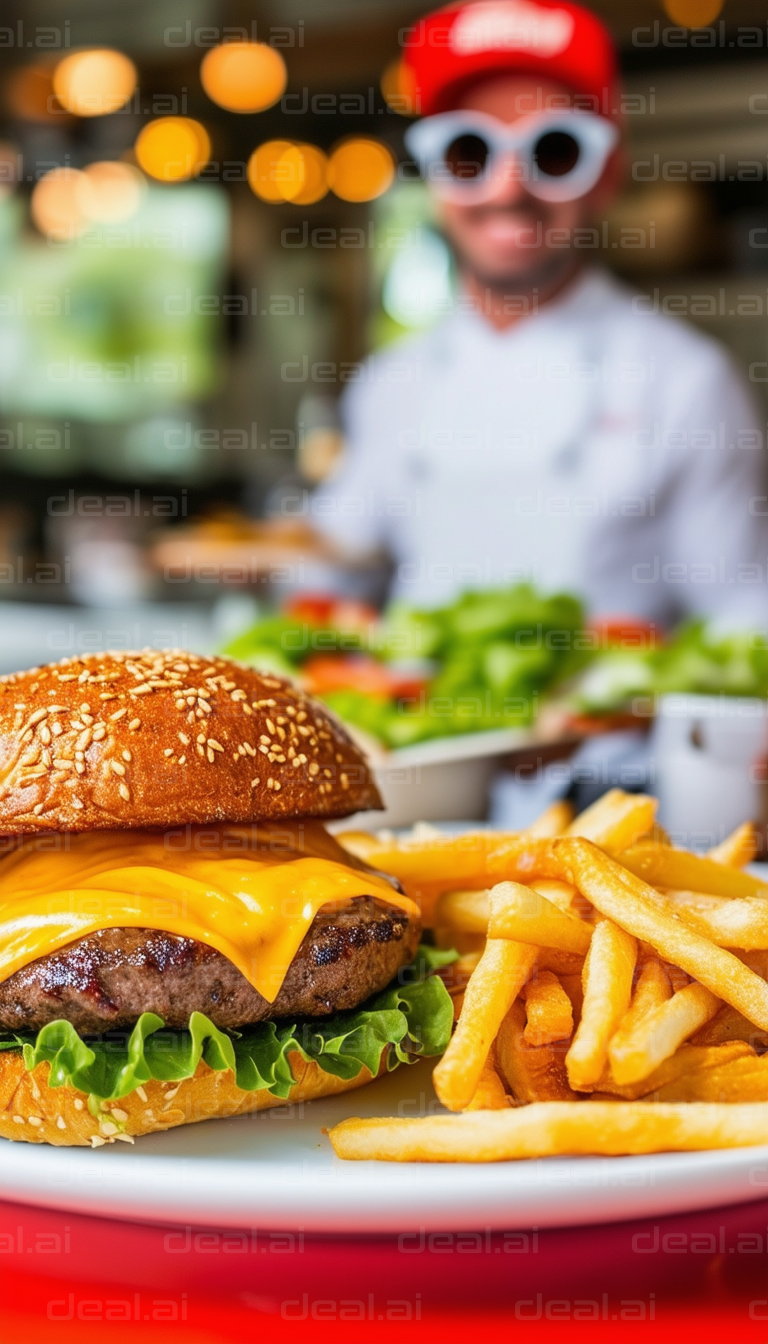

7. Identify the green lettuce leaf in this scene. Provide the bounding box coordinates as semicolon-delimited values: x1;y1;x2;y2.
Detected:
0;952;454;1113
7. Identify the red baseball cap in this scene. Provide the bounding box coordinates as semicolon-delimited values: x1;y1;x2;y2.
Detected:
401;0;618;116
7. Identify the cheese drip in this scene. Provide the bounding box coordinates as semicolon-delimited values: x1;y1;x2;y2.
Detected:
0;823;416;1003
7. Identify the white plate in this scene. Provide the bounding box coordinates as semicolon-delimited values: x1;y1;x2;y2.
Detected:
2;1058;768;1233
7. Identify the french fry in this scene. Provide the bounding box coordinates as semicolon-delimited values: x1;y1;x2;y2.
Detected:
432;939;537;1112
652;1053;768;1103
523;971;574;1044
488;881;594;955
691;1003;768;1052
565;919;637;1090
435;889;489;934
538;948;587;977
496;1001;576;1102
529;879;579;911
327;1100;768;1162
618;845;768;900
566;789;658;852
559;972;584;1024
607;982;720;1087
709;822;759;869
607;960;672;1075
525;800;574;838
592;1042;754;1101
665;892;768;951
463;1046;512;1111
559;839;768;1032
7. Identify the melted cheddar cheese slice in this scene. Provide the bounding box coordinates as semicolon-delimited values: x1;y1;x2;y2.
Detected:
0;823;416;1003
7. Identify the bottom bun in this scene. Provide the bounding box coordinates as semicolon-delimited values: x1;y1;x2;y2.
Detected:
0;1050;378;1147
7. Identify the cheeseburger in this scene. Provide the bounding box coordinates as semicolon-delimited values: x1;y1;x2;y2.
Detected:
0;650;451;1146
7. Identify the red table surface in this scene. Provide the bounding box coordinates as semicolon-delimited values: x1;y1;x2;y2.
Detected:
3;1195;768;1341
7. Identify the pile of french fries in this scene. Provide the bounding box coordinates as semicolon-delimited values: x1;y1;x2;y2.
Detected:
330;791;768;1162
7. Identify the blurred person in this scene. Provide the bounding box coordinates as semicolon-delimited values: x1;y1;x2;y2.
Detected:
311;0;768;627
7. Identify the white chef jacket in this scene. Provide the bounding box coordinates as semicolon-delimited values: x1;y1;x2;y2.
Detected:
312;269;768;625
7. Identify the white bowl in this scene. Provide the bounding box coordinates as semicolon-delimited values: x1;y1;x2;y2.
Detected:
337;726;530;829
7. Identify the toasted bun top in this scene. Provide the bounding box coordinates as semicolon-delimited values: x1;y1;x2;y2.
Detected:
0;650;381;834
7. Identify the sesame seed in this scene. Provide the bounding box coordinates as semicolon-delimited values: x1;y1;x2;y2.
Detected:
309;763;320;776
28;708;48;725
178;732;189;745
122;749;131;762
12;1115;24;1124
207;748;214;763
164;748;173;758
266;719;276;735
90;1135;107;1148
33;803;44;814
118;783;130;801
27;1116;42;1128
178;754;186;765
75;762;85;775
128;718;141;731
74;1098;84;1111
114;1133;135;1144
135;1086;148;1102
56;1116;66;1130
79;702;91;714
110;708;128;721
111;1108;128;1122
71;799;84;810
92;725;106;741
78;670;90;684
251;777;260;787
130;684;153;696
111;761;126;776
207;739;223;752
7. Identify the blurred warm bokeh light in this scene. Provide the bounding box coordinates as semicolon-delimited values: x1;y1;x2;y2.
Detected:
200;42;287;113
30;167;87;239
52;49;137;118
135;117;211;182
5;64;62;122
30;160;145;237
327;138;395;202
247;140;294;201
279;144;328;204
663;0;723;22
380;58;419;115
78;161;145;223
247;140;328;204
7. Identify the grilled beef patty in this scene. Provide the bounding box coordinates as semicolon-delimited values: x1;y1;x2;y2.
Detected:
0;897;419;1034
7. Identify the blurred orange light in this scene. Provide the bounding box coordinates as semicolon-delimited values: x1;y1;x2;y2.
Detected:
5;64;63;122
135;118;211;182
663;0;723;20
380;58;419;116
78;161;145;223
200;42;287;113
30;167;88;240
247;140;295;201
53;49;137;118
279;144;328;204
327;138;394;203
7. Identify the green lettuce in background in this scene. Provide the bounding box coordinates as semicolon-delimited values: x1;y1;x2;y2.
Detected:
0;948;455;1115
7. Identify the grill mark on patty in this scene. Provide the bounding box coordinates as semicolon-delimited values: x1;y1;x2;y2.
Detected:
0;896;420;1034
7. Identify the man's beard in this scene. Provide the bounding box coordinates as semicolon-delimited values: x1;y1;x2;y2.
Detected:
453;243;579;302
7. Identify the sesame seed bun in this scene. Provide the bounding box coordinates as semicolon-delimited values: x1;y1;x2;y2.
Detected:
0;650;382;834
0;1050;381;1147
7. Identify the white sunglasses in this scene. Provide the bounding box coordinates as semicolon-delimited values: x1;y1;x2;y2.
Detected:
404;109;619;204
